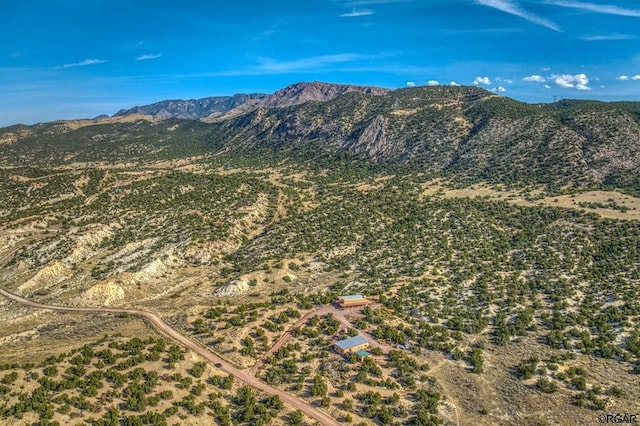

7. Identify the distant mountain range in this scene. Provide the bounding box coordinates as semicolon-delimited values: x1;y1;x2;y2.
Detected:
112;82;391;122
112;93;268;121
2;81;640;194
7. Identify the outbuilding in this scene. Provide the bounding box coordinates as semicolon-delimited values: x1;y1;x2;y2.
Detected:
354;350;372;361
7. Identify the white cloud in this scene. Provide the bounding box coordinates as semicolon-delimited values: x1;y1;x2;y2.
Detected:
580;34;636;41
494;86;507;93
346;0;410;5
173;53;377;77
544;1;640;17
618;75;630;81
406;81;416;87
523;74;546;82
474;0;562;31
544;85;552;89
552;73;591;90
59;59;107;69
473;76;492;85
427;80;440;86
496;77;513;84
340;8;374;17
632;75;640;81
449;81;460;86
255;53;366;73
136;54;162;61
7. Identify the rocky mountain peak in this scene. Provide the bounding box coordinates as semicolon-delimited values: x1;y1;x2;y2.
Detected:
201;81;392;122
259;81;392;109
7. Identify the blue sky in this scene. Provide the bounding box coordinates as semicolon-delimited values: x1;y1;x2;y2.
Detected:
2;0;640;126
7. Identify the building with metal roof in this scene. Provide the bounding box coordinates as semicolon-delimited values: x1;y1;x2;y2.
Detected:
334;335;369;355
354;350;372;361
336;294;368;308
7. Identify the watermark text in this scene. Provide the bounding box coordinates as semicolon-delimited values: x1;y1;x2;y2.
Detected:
598;414;638;424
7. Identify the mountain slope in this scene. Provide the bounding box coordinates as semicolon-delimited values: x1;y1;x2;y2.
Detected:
2;83;640;194
210;85;640;191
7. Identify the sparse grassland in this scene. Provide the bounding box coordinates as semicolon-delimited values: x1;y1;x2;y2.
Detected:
2;154;640;425
0;333;301;426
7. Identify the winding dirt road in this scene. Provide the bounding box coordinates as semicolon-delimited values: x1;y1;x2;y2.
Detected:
0;287;340;426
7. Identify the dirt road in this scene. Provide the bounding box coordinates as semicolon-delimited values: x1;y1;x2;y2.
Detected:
0;287;340;426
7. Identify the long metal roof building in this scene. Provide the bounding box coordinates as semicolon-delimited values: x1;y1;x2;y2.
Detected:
335;335;368;351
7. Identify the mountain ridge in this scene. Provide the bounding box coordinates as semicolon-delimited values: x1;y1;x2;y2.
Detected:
112;81;393;122
2;82;640;194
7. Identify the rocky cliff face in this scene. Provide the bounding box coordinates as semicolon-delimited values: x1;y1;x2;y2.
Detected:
346;115;392;159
